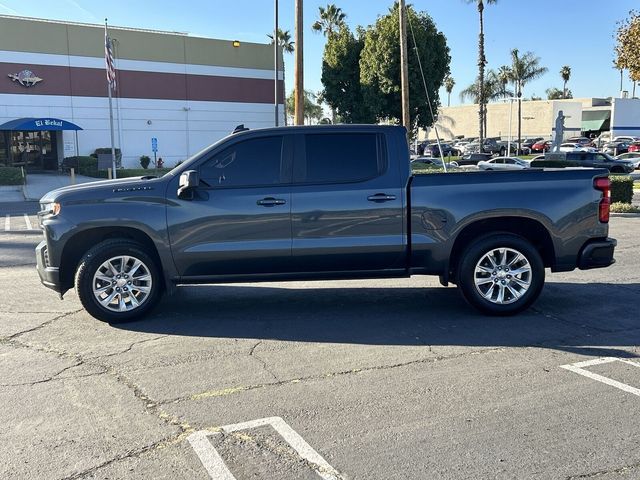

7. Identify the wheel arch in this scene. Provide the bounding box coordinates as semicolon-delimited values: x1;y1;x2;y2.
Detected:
448;216;555;281
60;227;164;292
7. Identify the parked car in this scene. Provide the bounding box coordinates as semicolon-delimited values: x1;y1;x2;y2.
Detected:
497;141;531;156
463;138;506;156
603;141;631;155
615;152;640;169
422;143;458;157
457;152;493;165
567;136;594;147
521;137;544;150
36;124;617;321
531;151;634;173
531;140;553;153
559;143;597;153
627;142;640;153
411;157;459;168
613;136;640;143
477;157;529;171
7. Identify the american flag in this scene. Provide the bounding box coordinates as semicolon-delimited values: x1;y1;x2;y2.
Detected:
104;25;116;91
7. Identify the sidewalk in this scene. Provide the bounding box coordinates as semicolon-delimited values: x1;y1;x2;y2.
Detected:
0;173;99;203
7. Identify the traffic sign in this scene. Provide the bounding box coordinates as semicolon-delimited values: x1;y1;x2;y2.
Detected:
151;137;158;152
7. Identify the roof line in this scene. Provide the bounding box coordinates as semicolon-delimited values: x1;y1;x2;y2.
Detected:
0;14;188;36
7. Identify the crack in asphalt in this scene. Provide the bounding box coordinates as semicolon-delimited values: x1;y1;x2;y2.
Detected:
566;459;640;479
92;335;170;360
248;340;280;382
2;309;83;341
166;346;509;405
0;361;85;387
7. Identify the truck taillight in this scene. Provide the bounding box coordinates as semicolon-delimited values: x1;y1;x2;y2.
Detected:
594;177;611;223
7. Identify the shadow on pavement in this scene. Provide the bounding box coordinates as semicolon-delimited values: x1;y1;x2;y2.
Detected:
115;281;640;358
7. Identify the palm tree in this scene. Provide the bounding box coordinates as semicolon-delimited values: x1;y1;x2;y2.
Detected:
460;69;512;136
311;4;346;36
466;0;498;151
560;65;571;99
509;49;547;151
444;76;455;107
267;29;295;125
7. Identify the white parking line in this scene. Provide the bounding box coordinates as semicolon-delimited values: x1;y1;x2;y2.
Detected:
560;357;640;397
23;213;32;230
4;214;9;232
187;416;341;480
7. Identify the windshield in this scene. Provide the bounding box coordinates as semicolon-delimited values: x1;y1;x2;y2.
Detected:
163;134;233;177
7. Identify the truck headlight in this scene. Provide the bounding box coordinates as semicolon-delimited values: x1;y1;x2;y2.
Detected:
41;202;61;216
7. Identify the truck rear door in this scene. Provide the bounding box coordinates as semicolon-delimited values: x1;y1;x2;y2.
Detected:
290;130;405;273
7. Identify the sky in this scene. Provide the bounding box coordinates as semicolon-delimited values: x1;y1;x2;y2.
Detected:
0;0;637;107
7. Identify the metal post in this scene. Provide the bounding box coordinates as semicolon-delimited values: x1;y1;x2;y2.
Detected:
274;0;279;126
399;0;410;137
107;83;117;178
507;99;513;156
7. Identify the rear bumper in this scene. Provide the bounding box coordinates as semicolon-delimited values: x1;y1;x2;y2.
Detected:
578;238;617;270
36;240;62;293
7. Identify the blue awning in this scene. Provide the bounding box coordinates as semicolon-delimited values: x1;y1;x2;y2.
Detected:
0;117;83;131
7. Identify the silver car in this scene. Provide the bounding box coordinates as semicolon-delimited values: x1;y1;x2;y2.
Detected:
477;156;529;171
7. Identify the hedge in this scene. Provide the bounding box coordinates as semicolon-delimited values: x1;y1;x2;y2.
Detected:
63;156;171;179
90;147;122;163
0;166;24;185
610;175;633;204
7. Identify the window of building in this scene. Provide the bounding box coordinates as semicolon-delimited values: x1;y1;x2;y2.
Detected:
200;136;284;187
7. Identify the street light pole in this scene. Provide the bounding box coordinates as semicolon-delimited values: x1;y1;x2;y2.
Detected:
399;0;410;137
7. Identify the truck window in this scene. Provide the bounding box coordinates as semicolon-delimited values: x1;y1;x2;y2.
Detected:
200;136;284;187
301;133;382;184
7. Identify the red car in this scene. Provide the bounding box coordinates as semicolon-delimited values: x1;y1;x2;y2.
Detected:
628;142;640;153
531;140;553;153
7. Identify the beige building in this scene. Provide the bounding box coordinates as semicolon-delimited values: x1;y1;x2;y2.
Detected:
424;98;615;142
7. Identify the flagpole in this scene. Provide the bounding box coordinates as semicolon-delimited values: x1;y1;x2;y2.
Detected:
105;19;117;179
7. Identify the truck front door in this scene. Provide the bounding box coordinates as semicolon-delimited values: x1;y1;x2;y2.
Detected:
166;134;292;277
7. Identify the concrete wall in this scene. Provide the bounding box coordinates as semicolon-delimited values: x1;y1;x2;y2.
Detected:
611;98;640;138
426;99;585;141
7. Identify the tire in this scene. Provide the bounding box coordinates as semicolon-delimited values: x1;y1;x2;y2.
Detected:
75;239;163;323
610;167;624;174
457;233;544;316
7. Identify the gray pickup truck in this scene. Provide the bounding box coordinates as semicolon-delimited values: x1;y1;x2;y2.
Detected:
37;125;616;322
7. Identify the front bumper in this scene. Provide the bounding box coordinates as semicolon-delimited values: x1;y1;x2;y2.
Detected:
36;240;62;293
578;238;617;270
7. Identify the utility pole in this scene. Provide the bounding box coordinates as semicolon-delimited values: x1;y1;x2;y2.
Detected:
399;0;410;136
294;0;304;125
274;0;279;126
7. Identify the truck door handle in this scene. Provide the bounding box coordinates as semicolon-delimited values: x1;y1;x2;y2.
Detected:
257;197;286;207
367;193;397;203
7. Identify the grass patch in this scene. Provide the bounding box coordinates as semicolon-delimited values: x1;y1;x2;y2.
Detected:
610;202;640;213
0;166;24;185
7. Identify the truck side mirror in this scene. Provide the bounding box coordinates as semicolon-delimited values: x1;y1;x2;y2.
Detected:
177;170;199;199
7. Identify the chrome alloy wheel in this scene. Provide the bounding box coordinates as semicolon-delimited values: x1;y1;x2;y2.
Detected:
473;247;532;305
92;255;153;312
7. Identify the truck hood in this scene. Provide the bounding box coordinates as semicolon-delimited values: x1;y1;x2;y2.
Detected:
40;176;162;203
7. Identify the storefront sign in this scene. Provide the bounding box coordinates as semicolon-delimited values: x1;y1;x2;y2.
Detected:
8;69;43;87
34;119;63;128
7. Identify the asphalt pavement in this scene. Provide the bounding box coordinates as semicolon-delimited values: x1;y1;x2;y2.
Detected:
0;218;639;479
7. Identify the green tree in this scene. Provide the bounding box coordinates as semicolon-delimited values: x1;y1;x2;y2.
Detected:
560;65;571;98
466;0;498;151
546;87;572;100
268;29;295;125
359;4;450;130
460;68;512;135
615;10;640;83
444;75;455;107
509;49;547;149
312;4;346;36
286;90;323;124
321;25;374;123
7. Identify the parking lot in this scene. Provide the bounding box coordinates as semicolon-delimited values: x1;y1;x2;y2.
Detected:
1;216;639;479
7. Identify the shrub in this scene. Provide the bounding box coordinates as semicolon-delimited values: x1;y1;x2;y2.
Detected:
139;155;151;169
0;167;24;185
610;175;633;204
610;202;640;213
